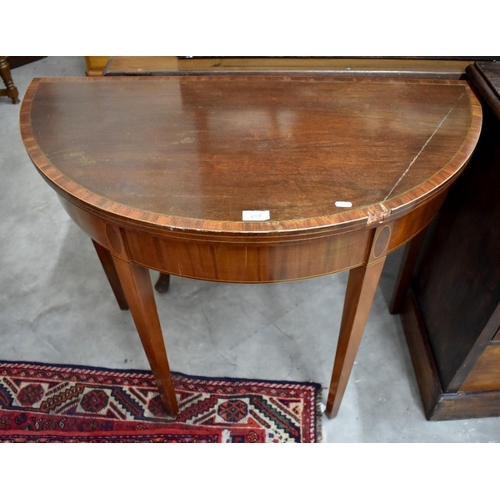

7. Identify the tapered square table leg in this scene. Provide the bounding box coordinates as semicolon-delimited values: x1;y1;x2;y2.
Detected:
92;239;129;310
388;228;427;314
154;273;171;294
111;255;179;417
326;223;393;418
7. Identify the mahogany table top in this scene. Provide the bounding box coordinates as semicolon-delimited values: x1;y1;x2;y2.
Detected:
21;76;481;235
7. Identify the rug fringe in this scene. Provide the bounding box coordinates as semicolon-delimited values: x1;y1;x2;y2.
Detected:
315;391;324;443
221;429;231;443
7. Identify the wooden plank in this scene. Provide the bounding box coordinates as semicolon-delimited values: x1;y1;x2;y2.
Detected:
104;56;475;78
84;56;110;76
460;345;500;391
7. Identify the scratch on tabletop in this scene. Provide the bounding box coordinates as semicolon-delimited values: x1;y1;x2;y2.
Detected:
383;107;454;201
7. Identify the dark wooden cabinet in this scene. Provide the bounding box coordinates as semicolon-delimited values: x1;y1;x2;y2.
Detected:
401;61;500;420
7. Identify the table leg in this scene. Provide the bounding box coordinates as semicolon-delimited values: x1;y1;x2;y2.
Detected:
92;239;129;310
389;228;428;314
326;222;393;418
111;255;179;417
154;273;171;294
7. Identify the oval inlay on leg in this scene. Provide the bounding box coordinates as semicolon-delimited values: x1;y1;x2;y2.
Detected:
373;224;392;259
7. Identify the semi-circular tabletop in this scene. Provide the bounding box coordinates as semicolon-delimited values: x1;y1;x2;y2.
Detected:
21;76;481;237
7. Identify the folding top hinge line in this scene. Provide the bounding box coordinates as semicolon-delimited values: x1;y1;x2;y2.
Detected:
366;203;392;225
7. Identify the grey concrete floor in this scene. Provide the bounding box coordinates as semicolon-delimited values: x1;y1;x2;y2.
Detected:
1;56;499;442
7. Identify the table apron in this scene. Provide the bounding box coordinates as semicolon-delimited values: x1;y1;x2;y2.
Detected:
58;191;447;283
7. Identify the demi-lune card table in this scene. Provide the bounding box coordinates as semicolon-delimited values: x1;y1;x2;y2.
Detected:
20;76;481;418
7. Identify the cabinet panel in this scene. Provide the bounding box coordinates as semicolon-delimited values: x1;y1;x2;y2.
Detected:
460;345;500;391
401;62;500;419
493;328;500;343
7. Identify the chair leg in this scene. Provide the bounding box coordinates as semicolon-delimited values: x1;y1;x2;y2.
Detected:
0;57;20;104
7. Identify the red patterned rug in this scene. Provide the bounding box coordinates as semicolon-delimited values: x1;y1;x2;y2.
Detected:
0;360;322;443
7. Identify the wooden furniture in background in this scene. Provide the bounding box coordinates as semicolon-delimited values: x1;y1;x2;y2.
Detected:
102;56;477;79
7;56;45;69
20;76;481;418
84;56;484;78
398;61;500;420
0;56;19;104
84;56;110;76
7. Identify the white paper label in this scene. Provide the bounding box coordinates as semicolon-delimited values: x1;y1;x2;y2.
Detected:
335;201;352;208
242;210;270;221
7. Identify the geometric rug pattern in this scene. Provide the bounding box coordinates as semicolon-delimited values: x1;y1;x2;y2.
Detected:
0;360;322;442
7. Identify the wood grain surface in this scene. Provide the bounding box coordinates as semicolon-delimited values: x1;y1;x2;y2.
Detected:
21;76;481;235
103;56;476;79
